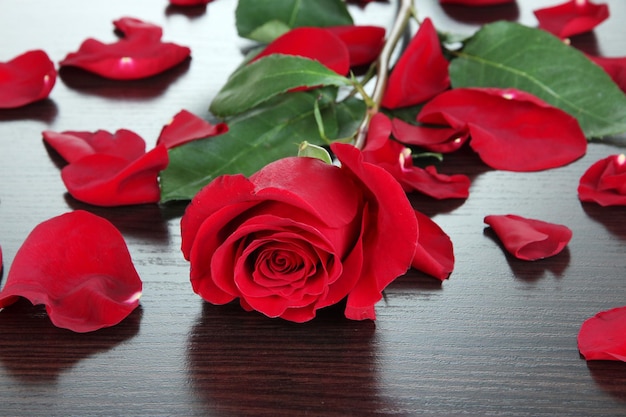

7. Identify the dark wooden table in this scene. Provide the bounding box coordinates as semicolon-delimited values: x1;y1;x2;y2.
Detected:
1;1;625;416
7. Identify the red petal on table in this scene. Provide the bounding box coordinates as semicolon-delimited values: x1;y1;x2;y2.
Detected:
113;17;163;40
412;210;455;280
578;306;626;361
156;109;228;149
325;25;385;67
251;27;350;75
42;129;146;163
0;50;56;109
169;0;212;5
578;153;626;206
381;18;449;109
439;0;515;4
414;88;587;171
392;118;469;153
586;54;626;93
59;18;190;80
0;210;142;333
484;214;573;261
363;113;470;198
61;145;169;206
534;0;610;39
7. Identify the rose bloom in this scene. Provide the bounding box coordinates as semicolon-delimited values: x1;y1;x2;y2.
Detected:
180;143;418;322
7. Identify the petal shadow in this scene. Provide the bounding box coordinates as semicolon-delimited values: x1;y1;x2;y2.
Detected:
586;360;626;403
0;298;142;384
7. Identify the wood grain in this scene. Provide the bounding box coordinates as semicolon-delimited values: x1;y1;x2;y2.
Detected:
1;1;625;416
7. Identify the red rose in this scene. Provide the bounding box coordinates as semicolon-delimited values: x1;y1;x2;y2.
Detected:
180;143;418;322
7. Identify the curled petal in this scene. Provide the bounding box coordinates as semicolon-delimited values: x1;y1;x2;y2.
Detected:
325;25;385;67
113;17;163;40
534;0;610;39
156;109;228;149
61;145;169;206
412;210;455;280
331;143;419;319
363;113;470;198
251;27;350;75
0;50;56;109
413;88;587;171
42;129;146;163
439;0;514;4
60;18;190;80
392;119;469;153
381;18;449;109
484;214;572;261
586;54;626;93
578;306;626;361
578;154;626;206
0;211;142;332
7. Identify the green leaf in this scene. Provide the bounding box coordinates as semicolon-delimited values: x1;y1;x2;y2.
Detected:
235;0;353;43
449;21;626;138
160;90;365;202
209;55;352;118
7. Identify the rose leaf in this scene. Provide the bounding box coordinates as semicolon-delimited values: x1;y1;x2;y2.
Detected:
449;21;626;139
161;88;365;202
235;0;353;43
209;55;352;118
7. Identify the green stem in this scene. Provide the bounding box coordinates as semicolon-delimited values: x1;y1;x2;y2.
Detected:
354;0;415;150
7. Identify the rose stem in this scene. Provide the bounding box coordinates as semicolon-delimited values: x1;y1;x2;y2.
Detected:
354;0;415;150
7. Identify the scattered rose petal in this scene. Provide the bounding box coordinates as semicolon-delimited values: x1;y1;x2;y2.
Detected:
586;54;626;93
363;113;470;198
326;25;386;67
578;306;626;361
61;145;169;206
43;129;146;163
381;18;449;109
412;210;455;280
392;119;470;153
439;0;515;4
251;27;350;75
578;153;626;206
59;17;190;80
534;0;610;39
0;50;56;109
393;88;587;171
170;0;212;6
0;211;142;333
156;109;228;149
484;214;573;260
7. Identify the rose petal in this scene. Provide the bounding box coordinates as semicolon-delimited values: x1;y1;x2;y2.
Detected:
412;210;455;280
0;50;56;109
534;0;610;39
325;25;385;67
156;109;228;149
0;211;142;332
439;0;515;4
578;154;626;206
586;54;626;93
331;143;419;319
59;17;190;80
381;18;450;109
113;16;163;41
484;214;573;260
578;306;626;361
363;113;470;198
251;27;350;76
61;144;169;206
42;129;146;163
392;118;470;153
410;88;587;171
